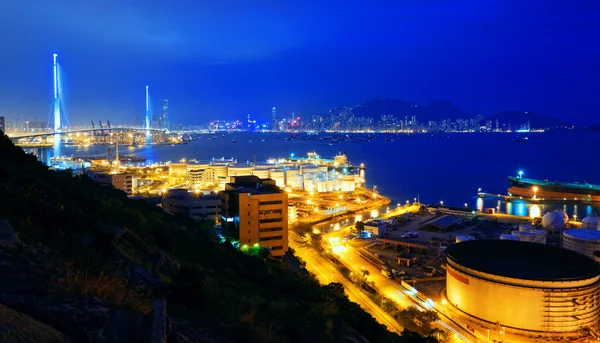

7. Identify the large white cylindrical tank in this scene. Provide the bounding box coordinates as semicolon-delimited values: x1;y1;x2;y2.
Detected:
542;210;567;231
317;179;327;193
456;235;475;243
228;165;253;176
287;174;304;190
513;230;535;242
303;173;316;192
500;234;519;241
340;174;355;192
519;224;535;232
581;216;600;230
270;169;286;187
300;164;319;175
251;168;270;178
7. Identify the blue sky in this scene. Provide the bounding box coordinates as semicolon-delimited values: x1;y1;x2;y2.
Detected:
1;1;599;125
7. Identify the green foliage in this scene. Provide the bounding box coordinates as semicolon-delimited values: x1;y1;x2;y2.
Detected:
0;134;431;343
291;222;312;236
395;307;439;336
355;221;365;236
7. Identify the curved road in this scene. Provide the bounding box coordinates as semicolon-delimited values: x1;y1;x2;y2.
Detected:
289;231;403;334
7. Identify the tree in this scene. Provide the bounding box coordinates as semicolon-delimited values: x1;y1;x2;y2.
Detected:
292;222;312;236
355;221;365;237
396;307;439;336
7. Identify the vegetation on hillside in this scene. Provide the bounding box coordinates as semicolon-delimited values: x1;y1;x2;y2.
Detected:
0;134;432;342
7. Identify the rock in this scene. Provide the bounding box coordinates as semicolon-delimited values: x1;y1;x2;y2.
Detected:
0;302;70;343
0;219;21;251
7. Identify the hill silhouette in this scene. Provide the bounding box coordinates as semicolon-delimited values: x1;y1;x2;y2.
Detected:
486;110;570;130
352;98;469;122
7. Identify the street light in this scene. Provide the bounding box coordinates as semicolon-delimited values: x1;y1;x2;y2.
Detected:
464;203;468;208
440;200;444;206
532;186;538;199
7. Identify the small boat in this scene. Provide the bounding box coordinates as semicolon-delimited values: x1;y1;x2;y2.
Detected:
232;138;236;143
514;136;528;142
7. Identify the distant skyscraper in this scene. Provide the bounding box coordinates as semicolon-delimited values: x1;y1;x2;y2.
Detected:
162;99;169;129
272;107;277;130
0;116;5;133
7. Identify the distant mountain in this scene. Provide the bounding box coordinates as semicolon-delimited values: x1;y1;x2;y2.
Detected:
351;98;469;122
584;123;600;132
487;110;570;130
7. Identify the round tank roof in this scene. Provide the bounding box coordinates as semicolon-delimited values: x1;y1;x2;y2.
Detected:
581;216;600;229
446;240;600;281
563;229;600;241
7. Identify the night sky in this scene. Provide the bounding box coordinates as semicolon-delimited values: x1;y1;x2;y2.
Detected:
1;1;599;125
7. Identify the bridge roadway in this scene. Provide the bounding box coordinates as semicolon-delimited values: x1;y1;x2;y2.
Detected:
8;127;166;140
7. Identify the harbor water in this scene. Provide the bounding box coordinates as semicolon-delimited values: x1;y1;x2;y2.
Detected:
60;131;600;219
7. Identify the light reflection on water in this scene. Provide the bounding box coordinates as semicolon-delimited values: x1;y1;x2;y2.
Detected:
478;197;599;220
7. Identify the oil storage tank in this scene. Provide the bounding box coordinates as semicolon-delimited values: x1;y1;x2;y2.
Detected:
456;235;475;243
446;240;600;333
581;215;600;230
512;230;535;242
499;234;519;241
287;174;304;190
541;210;567;231
562;229;600;260
269;169;286;187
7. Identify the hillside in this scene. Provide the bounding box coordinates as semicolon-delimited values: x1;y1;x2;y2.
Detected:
584;123;600;132
487;110;570;130
351;98;469;122
0;133;432;343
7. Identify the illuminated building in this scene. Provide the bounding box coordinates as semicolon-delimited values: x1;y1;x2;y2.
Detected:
169;152;365;193
87;172;134;195
220;176;288;257
446;240;600;334
161;99;169;129
272;107;277;131
162;189;221;221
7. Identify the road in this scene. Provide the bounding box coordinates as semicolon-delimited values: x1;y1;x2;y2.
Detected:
289;231;403;334
331;242;475;343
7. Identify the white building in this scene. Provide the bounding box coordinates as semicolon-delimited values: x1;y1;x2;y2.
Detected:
162;188;221;221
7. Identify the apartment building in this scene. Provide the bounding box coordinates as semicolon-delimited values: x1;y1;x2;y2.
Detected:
220;175;288;257
87;172;134;195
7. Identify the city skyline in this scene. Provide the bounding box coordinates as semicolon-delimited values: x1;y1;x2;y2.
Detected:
1;1;599;126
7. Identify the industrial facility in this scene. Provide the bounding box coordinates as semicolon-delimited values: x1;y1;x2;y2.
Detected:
446;240;600;334
562;229;600;260
169;152;365;192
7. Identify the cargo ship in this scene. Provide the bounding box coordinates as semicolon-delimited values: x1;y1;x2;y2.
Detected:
508;171;600;202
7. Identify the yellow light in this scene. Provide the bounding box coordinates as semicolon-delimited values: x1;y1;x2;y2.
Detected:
441;299;447;305
306;200;311;204
338;195;343;199
533;186;538;193
371;209;379;218
529;205;541;218
285;187;291;193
